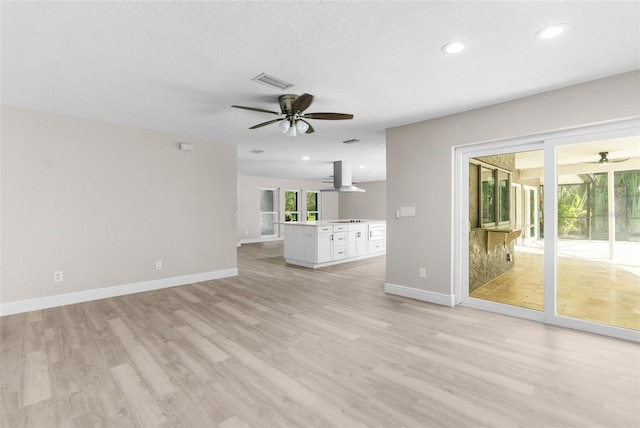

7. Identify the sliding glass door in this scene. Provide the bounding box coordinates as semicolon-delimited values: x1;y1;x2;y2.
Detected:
456;121;640;341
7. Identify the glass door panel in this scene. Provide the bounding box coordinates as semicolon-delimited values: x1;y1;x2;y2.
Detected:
260;188;278;238
468;150;544;311
556;141;640;331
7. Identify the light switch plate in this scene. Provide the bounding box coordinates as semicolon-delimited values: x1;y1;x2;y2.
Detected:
400;206;416;217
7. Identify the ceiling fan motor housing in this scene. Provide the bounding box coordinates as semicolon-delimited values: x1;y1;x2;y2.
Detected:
278;94;299;115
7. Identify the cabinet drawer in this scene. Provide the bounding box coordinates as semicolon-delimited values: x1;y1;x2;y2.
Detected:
368;240;386;253
333;246;347;260
333;232;347;246
317;226;333;234
333;225;348;232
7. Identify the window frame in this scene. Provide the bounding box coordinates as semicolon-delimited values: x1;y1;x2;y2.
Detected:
284;189;300;222
259;187;279;237
473;160;512;228
306;190;320;221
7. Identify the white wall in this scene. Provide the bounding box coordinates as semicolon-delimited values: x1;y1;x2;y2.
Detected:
1;106;238;310
385;71;640;301
338;180;386;220
237;175;339;243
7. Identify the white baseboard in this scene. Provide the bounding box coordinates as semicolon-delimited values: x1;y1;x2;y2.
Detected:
238;237;284;245
384;282;455;307
0;268;238;316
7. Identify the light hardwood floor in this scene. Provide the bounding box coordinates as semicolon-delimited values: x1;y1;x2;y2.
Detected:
2;241;639;427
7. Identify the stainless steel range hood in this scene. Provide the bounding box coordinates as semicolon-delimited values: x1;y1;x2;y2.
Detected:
320;161;365;192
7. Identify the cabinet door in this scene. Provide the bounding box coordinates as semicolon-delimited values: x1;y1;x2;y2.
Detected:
293;227;307;260
317;233;333;263
349;230;366;256
347;231;357;257
355;231;366;256
284;225;294;259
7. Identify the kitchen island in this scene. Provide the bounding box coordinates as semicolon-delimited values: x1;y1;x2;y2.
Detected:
282;220;386;268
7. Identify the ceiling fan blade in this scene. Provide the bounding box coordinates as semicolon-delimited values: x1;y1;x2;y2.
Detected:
292;93;314;113
584;151;631;164
231;105;281;115
299;119;314;134
249;118;285;129
304;112;354;120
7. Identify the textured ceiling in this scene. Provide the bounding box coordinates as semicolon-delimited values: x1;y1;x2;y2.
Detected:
2;1;639;182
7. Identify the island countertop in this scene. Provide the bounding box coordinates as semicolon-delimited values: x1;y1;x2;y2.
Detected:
280;219;385;226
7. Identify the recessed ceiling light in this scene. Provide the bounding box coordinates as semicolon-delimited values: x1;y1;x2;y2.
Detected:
535;23;570;40
302;156;310;160
359;165;366;169
441;41;465;54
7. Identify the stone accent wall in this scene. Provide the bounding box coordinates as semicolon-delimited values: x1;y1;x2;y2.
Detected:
469;229;515;292
476;153;515;171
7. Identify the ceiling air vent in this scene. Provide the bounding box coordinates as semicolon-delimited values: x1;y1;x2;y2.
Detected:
342;138;360;144
249;149;264;154
251;73;294;91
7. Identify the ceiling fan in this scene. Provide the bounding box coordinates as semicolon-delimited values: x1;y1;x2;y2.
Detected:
231;93;353;137
586;151;630;165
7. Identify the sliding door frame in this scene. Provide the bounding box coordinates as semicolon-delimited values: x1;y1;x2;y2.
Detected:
453;118;640;342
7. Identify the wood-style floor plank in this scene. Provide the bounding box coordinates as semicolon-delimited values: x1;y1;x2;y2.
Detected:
20;350;52;407
1;241;639;427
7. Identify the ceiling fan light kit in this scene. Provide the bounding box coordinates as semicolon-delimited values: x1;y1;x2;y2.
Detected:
231;93;353;137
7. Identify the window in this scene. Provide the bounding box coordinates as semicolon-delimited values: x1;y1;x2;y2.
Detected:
306;191;320;221
260;188;278;237
479;165;511;226
480;166;495;224
285;190;299;222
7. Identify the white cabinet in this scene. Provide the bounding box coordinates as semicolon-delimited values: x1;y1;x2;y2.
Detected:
333;230;347;261
310;225;333;263
368;223;387;255
333;232;347;246
347;224;367;257
284;225;294;259
282;221;386;268
317;232;333;263
368;240;386;254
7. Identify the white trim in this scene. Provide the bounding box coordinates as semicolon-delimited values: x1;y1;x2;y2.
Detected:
0;268;238;316
239;237;284;245
384;283;455;307
548;315;640;342
461;297;544;322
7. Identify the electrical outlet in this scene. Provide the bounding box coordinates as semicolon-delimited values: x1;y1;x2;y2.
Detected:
53;271;63;282
155;261;162;270
419;267;426;278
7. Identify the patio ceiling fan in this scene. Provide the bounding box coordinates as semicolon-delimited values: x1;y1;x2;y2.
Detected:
586;151;630;165
231;93;353;137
